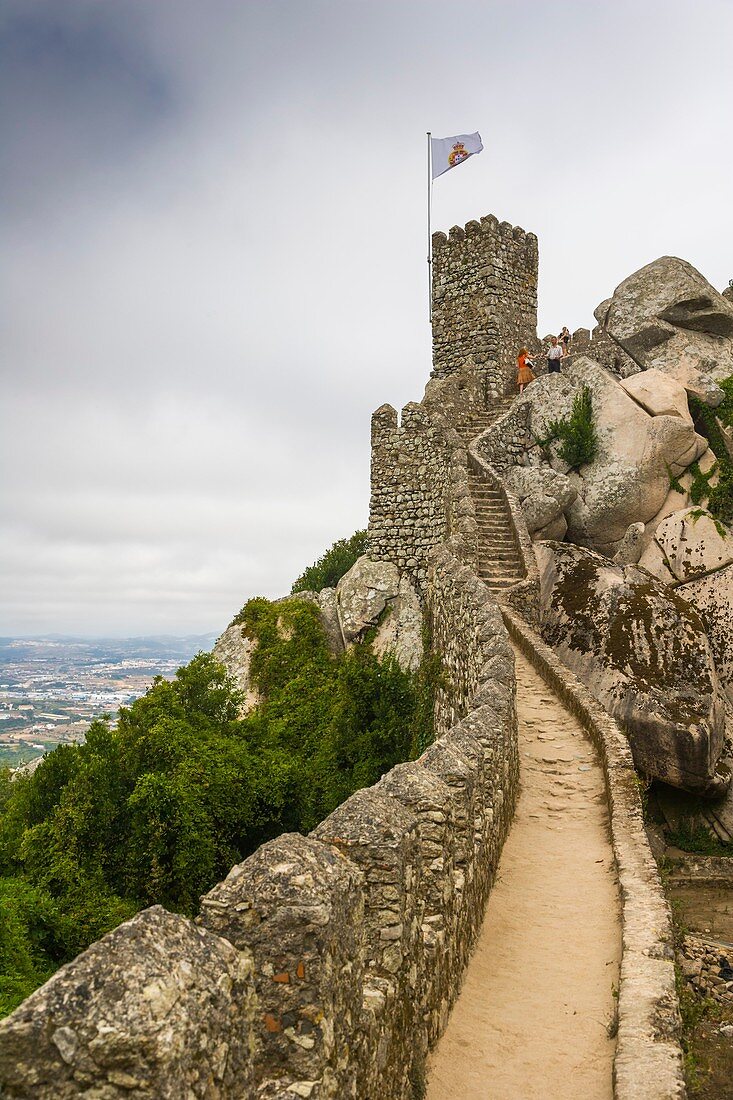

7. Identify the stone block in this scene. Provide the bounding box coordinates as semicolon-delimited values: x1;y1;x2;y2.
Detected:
0;906;257;1100
199;833;364;1096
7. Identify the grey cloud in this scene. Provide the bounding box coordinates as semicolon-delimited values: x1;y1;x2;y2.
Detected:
2;0;732;634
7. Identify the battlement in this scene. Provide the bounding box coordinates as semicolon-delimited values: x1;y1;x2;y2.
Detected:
431;213;538;400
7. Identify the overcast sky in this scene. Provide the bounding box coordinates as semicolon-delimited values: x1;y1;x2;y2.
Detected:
2;0;732;637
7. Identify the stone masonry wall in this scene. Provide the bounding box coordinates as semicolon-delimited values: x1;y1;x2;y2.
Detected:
0;547;519;1100
431;215;538;400
474;400;531;474
369;212;538;588
368;380;480;587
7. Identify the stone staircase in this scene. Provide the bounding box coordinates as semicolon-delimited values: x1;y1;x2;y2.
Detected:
456;396;514;447
459;396;526;595
469;472;525;593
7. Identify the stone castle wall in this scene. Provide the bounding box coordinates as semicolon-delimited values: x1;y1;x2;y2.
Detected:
431;215;538;400
0;542;519;1100
367;366;484;588
368;214;538;585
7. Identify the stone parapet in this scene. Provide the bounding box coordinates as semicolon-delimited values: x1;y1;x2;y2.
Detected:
0;907;260;1100
0;550;519;1100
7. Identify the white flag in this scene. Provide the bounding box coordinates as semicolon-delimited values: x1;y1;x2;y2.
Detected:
431;132;483;180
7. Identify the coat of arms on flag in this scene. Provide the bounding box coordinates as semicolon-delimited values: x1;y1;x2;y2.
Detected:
430;132;483;180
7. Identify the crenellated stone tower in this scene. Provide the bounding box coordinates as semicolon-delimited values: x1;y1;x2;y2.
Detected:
431;215;538;400
368;213;538;587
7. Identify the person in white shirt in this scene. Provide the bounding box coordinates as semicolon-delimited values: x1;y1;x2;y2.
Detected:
547;336;563;374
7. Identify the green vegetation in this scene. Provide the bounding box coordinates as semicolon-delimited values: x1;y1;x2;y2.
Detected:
689;379;733;526
0;597;437;1017
688;460;716;505
291;530;368;594
706;465;733;526
537;385;598;470
667;819;733;857
667;463;686;495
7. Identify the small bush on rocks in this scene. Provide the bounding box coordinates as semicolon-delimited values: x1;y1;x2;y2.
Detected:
538;385;598;470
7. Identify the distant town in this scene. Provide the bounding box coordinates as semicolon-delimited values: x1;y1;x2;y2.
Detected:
0;633;218;770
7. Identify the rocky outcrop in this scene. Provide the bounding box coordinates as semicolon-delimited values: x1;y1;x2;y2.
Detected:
599;257;733;406
213;588;345;715
503;463;577;540
612;522;646;565
212;620;260;712
535;541;727;795
336;556;423;670
522;357;706;551
336;556;401;642
676;564;733;703
619;368;693;421
638;507;733;584
371;573;424;671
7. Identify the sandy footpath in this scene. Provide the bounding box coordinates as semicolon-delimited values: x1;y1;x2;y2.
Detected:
426;646;621;1100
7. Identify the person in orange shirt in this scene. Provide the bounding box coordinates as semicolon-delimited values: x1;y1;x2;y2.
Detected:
516;347;536;393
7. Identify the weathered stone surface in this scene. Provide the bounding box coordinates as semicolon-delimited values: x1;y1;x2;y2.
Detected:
336;556;400;643
638;508;733;583
301;587;345;654
503;463;576;536
619;368;693;421
0;907;258;1100
313;788;422;1100
613;522;646;565
522;357;703;549
371;573;424;670
534;513;568;541
213;619;260;713
535;541;727;794
200;833;365;1097
677;564;733;703
604;257;733;405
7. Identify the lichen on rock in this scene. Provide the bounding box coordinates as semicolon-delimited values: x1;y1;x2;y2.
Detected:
535;540;728;795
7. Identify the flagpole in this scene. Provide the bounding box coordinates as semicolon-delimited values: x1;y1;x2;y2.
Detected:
427;131;432;324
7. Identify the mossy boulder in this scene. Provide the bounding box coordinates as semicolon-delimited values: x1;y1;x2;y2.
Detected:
522;357;704;552
602;256;733;405
536;541;728;795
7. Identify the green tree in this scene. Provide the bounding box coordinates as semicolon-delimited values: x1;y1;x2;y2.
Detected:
0;597;437;1016
291;530;368;593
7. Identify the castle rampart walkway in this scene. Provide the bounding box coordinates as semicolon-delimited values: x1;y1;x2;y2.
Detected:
426;644;622;1099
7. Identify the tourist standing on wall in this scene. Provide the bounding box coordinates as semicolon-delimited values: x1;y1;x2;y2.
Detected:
516;348;536;393
547;336;563;374
560;326;571;357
